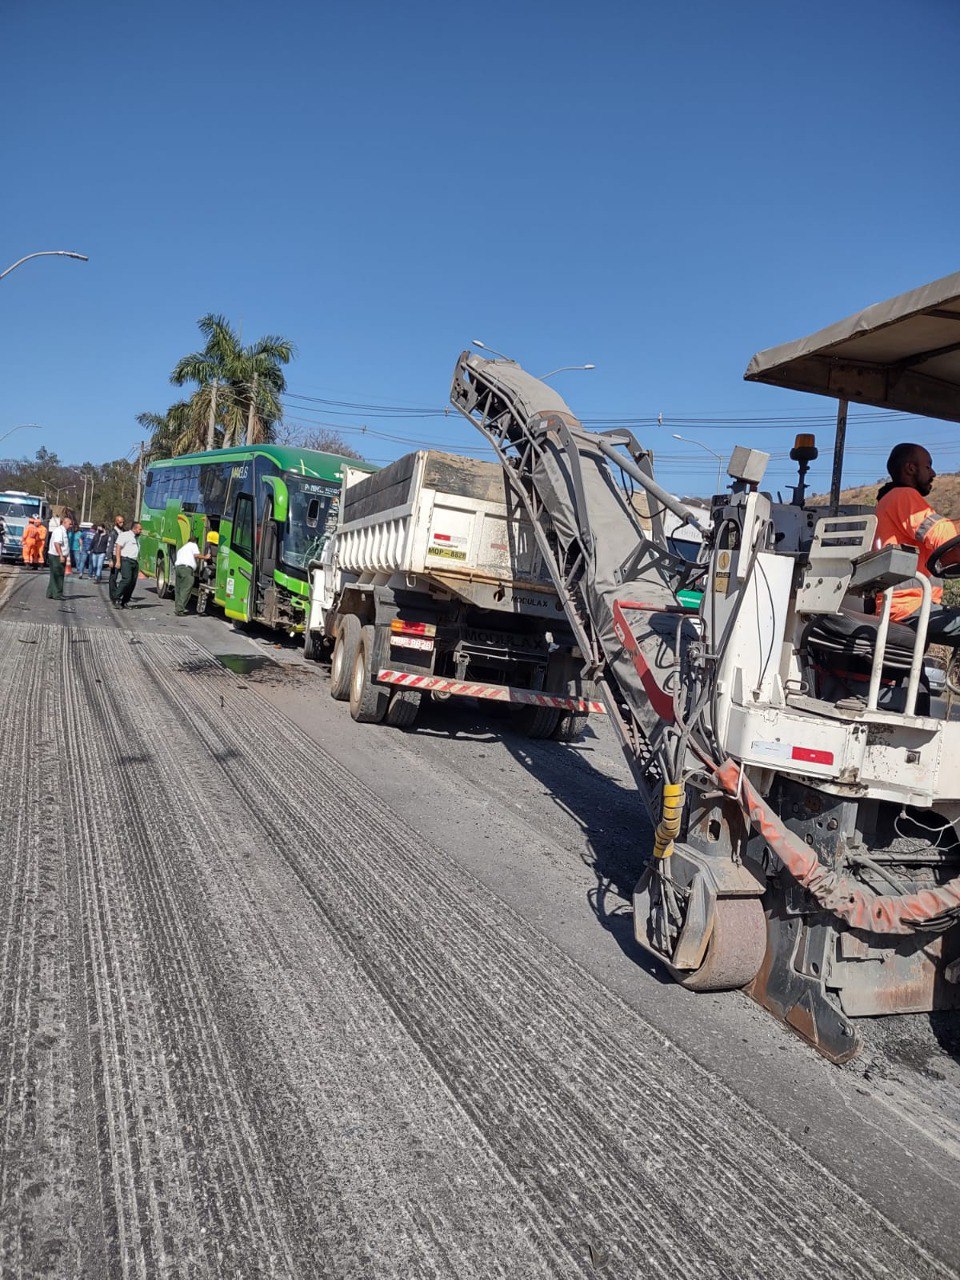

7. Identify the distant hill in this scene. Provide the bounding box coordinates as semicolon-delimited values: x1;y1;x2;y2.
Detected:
811;472;960;518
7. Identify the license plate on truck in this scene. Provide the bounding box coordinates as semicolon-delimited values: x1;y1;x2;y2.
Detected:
391;636;434;652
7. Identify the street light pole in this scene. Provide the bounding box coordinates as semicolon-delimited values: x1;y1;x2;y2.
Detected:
0;251;89;282
0;423;41;449
539;364;597;379
672;433;725;495
471;339;516;362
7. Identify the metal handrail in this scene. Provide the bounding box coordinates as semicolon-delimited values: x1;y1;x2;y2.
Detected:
905;576;932;716
866;591;893;711
866;576;932;715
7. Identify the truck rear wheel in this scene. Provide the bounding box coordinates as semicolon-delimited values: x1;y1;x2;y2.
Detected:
385;687;421;729
330;614;361;700
303;627;318;661
552;710;589;742
349;624;388;723
513;704;562;739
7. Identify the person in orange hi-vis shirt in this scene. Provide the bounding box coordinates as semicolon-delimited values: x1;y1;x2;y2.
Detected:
875;443;960;644
34;517;47;566
21;516;42;569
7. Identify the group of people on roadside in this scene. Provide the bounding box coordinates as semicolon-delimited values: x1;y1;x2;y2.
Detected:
45;513;143;607
18;515;113;577
19;515;49;568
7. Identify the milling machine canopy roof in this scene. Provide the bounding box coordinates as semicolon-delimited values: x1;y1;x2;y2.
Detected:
745;269;960;424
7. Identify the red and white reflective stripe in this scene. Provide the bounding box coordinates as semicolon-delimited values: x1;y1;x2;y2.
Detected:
377;670;606;714
750;739;835;768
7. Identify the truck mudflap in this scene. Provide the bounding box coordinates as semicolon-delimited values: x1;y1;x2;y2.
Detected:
377;669;606;713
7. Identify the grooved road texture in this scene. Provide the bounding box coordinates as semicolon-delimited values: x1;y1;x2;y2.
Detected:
0;619;953;1279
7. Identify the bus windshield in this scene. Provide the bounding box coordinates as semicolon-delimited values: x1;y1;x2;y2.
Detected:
281;474;341;571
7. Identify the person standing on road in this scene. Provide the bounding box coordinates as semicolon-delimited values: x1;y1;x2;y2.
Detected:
112;521;142;609
105;515;125;597
46;515;72;600
0;515;6;559
173;536;208;616
35;517;48;568
67;522;81;575
21;516;42;570
76;525;94;578
89;525;108;582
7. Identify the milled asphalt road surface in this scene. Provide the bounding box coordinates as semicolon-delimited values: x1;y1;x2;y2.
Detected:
1;565;959;1278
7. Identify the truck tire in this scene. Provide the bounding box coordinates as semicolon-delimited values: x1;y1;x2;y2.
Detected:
349;624;388;723
330;614;361;701
552;710;589;742
303;627;318;661
513;703;562;739
156;554;171;599
385;687;421;729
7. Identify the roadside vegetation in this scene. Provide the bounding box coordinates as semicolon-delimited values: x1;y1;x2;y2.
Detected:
137;313;363;462
0;447;138;526
0;315;365;523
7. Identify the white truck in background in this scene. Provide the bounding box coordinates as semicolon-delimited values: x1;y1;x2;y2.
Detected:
303;449;601;735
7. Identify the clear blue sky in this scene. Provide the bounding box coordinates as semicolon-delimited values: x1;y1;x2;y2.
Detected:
2;0;957;496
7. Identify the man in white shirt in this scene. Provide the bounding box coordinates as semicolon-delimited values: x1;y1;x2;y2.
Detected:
173;537;208;616
47;516;72;601
112;521;142;609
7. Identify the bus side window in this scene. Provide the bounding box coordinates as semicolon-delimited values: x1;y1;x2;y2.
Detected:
232;494;255;562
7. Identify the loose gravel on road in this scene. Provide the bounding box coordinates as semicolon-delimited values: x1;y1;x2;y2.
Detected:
0;612;957;1279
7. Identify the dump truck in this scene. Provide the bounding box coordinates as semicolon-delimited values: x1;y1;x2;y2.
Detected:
450;273;960;1063
303;449;601;735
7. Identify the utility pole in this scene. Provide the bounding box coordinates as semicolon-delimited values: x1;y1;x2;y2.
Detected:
207;379;218;451
134;443;146;518
246;373;259;446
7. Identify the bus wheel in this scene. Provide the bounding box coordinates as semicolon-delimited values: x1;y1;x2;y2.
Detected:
330;614;361;701
156;555;171;599
385;688;421;729
349;624;388;724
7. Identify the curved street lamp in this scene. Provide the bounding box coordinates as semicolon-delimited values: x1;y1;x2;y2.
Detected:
540;364;596;379
0;251;88;282
672;432;725;495
0;423;41;449
471;338;516;362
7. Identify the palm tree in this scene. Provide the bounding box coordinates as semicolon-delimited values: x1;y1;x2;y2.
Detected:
171;313;295;449
137;401;205;460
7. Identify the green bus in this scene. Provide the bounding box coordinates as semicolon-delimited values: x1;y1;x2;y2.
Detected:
137;444;374;633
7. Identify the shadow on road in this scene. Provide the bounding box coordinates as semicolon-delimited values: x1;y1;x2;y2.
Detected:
409;695;674;985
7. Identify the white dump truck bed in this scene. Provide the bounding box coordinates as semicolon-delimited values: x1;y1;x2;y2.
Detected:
329;450;556;615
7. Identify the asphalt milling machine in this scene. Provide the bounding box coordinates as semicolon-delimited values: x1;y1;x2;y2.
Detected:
450;270;960;1062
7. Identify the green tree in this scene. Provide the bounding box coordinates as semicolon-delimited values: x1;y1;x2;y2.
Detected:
137;401;203;460
170;313;295;450
276;423;365;461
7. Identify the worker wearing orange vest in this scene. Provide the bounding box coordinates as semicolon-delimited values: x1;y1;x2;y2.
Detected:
875;443;960;644
21;516;43;568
